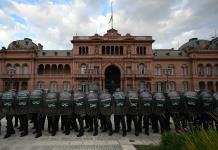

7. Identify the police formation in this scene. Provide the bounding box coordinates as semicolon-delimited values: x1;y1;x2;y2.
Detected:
0;88;218;139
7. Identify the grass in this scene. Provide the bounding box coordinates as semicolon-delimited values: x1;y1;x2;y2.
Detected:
134;128;218;150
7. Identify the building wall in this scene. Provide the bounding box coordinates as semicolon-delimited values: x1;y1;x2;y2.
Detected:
0;29;218;93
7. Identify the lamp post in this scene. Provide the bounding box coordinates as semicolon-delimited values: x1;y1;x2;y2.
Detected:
162;68;171;93
7;67;16;90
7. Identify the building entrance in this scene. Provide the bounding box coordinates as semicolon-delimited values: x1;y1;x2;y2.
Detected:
105;65;121;93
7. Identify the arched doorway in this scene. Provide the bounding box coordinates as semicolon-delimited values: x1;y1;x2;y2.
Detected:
105;65;121;93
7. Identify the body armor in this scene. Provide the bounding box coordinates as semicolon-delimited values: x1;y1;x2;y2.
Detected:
139;90;153;115
73;90;86;116
152;92;166;114
86;91;99;116
44;92;59;116
99;90;113;116
59;91;73;115
29;89;44;113
127;91;139;115
199;91;213;113
15;90;30;115
2;91;16;115
113;89;127;115
183;91;198;114
167;91;181;113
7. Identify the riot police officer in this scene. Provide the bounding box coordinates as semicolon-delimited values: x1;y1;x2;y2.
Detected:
139;90;153;135
44;92;59;136
15;90;30;137
73;90;86;137
199;90;213;130
182;91;199;130
86;90;99;136
152;92;166;134
0;92;4;135
167;91;182;132
113;88;127;136
29;89;45;138
126;90;139;136
99;89;113;135
2;91;16;138
213;92;218;132
59;91;73;135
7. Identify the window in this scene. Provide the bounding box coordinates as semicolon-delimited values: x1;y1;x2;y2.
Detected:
215;64;218;76
197;64;204;76
106;46;110;55
167;65;175;75
50;82;57;92
79;47;88;55
207;82;213;92
6;64;12;74
155;65;162;75
63;82;70;91
94;66;99;74
102;46;105;55
81;82;89;93
156;82;162;92
126;66;132;75
181;65;188;76
15;64;20;74
168;81;176;91
37;81;44;89
139;64;145;75
111;46;114;55
182;81;189;91
23;64;29;74
120;46;123;55
80;64;87;74
206;64;212;76
127;84;133;91
137;46;146;55
139;81;145;90
199;82;205;90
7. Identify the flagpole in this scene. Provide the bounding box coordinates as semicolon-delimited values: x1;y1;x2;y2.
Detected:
111;2;113;29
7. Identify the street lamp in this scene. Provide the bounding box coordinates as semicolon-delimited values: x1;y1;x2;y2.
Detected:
162;68;172;93
7;67;16;90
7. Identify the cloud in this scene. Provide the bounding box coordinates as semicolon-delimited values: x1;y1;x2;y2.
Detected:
0;0;218;50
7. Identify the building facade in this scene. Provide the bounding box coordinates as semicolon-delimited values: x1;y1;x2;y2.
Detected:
0;28;218;93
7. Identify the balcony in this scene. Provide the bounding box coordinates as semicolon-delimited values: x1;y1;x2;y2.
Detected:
0;74;31;79
74;73;101;78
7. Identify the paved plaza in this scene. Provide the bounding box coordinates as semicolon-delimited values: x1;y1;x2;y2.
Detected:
0;118;161;150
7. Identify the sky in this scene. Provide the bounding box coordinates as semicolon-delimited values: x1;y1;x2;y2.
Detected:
0;0;218;50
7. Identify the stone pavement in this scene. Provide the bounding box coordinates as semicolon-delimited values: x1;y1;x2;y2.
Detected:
0;118;161;150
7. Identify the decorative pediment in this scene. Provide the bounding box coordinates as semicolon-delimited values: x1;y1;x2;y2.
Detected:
104;28;121;38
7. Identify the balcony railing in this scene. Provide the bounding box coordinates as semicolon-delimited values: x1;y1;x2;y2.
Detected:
0;74;31;79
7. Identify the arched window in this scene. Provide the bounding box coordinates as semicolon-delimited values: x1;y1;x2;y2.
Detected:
79;47;82;55
206;64;212;76
37;81;45;89
182;81;189;91
169;81;176;91
51;64;58;74
168;65;175;75
64;64;71;74
215;64;218;76
111;46;114;55
137;47;139;54
115;46;119;55
102;46;105;55
22;64;29;74
45;64;50;74
139;81;145;90
120;46;123;55
181;65;188;76
207;81;213;92
156;82;162;92
197;64;204;76
85;47;88;55
80;64;87;74
155;64;162;75
63;81;71;91
199;81;205;90
50;81;58;92
14;64;20;74
38;64;44;75
139;64;145;75
106;46;110;55
6;64;12;74
58;64;63;74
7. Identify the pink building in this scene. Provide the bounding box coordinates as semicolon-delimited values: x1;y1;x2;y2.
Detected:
0;28;218;93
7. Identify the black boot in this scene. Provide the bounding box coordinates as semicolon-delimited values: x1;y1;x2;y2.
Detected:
93;131;98;136
77;132;84;137
35;132;42;138
20;131;28;137
4;134;11;139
